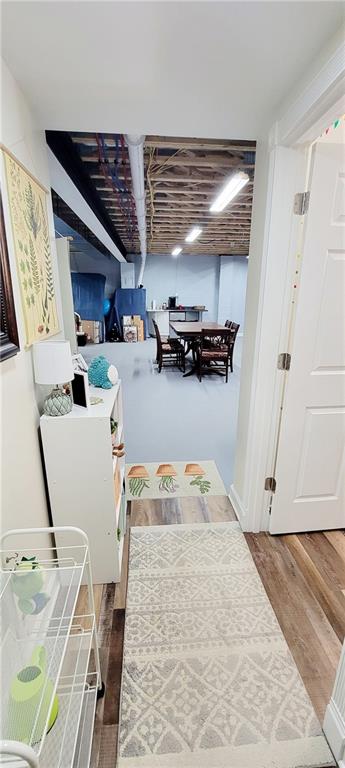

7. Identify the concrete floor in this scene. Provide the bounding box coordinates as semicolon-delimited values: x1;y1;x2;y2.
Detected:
83;336;242;490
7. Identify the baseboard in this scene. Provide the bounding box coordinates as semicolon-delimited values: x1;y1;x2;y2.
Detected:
228;484;246;527
323;699;345;765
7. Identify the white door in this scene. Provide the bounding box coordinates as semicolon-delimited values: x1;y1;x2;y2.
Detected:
269;138;345;534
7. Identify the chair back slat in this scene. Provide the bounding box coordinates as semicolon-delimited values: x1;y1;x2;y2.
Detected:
152;319;162;353
224;320;240;343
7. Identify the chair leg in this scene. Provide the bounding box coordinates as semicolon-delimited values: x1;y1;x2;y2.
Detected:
226;362;229;383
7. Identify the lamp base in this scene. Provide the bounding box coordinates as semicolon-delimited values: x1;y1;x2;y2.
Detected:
44;386;72;417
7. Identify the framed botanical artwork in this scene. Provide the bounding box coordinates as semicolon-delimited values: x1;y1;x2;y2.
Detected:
0;188;19;361
1;146;59;347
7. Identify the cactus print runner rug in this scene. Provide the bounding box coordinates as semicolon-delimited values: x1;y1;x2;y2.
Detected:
125;460;226;500
118;522;334;768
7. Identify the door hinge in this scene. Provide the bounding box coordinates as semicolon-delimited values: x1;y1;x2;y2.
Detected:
277;352;291;371
294;191;310;215
265;477;276;493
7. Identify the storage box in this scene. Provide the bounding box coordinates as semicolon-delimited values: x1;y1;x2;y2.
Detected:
137;320;144;342
123;314;141;327
82;320;100;343
123;325;138;343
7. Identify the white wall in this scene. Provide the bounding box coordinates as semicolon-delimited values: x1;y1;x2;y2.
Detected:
133;254;221;321
218;256;248;331
230;29;344;528
232;139;271;499
0;58;63;537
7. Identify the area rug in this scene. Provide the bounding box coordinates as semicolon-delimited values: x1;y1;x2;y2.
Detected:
125;460;226;500
118;522;334;768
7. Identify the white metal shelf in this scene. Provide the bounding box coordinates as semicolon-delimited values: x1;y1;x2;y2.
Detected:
72;681;98;768
0;527;101;768
40;620;94;768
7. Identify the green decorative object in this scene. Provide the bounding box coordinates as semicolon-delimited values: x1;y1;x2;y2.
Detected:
12;557;43;600
7;646;59;744
43;386;72;416
11;557;50;616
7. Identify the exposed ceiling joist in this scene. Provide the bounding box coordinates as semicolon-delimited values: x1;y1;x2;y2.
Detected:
66;133;256;256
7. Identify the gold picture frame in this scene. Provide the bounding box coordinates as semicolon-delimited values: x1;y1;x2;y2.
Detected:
2;146;59;347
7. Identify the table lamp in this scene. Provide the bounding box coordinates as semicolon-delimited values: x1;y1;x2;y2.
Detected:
33;340;74;416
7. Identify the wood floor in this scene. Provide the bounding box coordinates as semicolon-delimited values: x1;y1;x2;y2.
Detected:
77;496;345;768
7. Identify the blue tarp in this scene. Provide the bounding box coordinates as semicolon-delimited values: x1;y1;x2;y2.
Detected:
71;272;106;322
107;288;147;339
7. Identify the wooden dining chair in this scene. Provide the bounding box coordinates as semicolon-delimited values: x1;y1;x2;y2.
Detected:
197;328;232;382
227;321;240;372
153;320;185;373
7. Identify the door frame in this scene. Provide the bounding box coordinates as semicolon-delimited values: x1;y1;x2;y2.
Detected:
229;39;345;532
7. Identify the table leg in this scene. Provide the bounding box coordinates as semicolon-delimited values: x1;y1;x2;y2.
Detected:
183;339;199;377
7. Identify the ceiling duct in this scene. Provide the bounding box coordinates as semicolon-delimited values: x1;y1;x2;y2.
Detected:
125;134;147;286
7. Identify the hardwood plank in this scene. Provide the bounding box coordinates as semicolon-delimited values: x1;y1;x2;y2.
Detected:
283;534;345;643
297;531;345;590
131;498;166;527
75;584;103;629
245;532;341;721
130;495;237;527
205;495;237;522
103;609;125;726
178;496;208;524
94;584;116;724
324;529;345;561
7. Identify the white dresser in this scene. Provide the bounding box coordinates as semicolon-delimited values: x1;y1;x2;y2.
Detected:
40;382;126;584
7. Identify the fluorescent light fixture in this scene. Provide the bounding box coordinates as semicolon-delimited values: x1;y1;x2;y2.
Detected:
185;226;202;243
172;246;182;257
210;172;249;213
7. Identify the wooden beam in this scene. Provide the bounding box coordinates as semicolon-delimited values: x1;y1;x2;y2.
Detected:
148;155;255;169
145;136;256;152
149;173;252;184
71;134;256;153
83;153;254;169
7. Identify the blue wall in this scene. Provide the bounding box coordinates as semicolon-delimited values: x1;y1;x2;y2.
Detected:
133;254;221;321
133;253;248;327
218;256;248;331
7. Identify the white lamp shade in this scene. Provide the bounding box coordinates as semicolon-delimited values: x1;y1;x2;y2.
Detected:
33;341;74;385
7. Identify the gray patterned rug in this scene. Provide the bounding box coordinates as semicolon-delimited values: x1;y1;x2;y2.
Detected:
118;522;334;767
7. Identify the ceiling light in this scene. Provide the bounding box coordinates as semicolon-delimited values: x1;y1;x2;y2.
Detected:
185;226;202;243
172;246;182;257
210;172;249;213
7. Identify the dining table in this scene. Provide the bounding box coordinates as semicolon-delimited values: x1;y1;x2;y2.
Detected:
169;321;225;377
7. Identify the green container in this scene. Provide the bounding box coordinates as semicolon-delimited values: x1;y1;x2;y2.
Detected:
7;646;59;745
12;563;43;600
